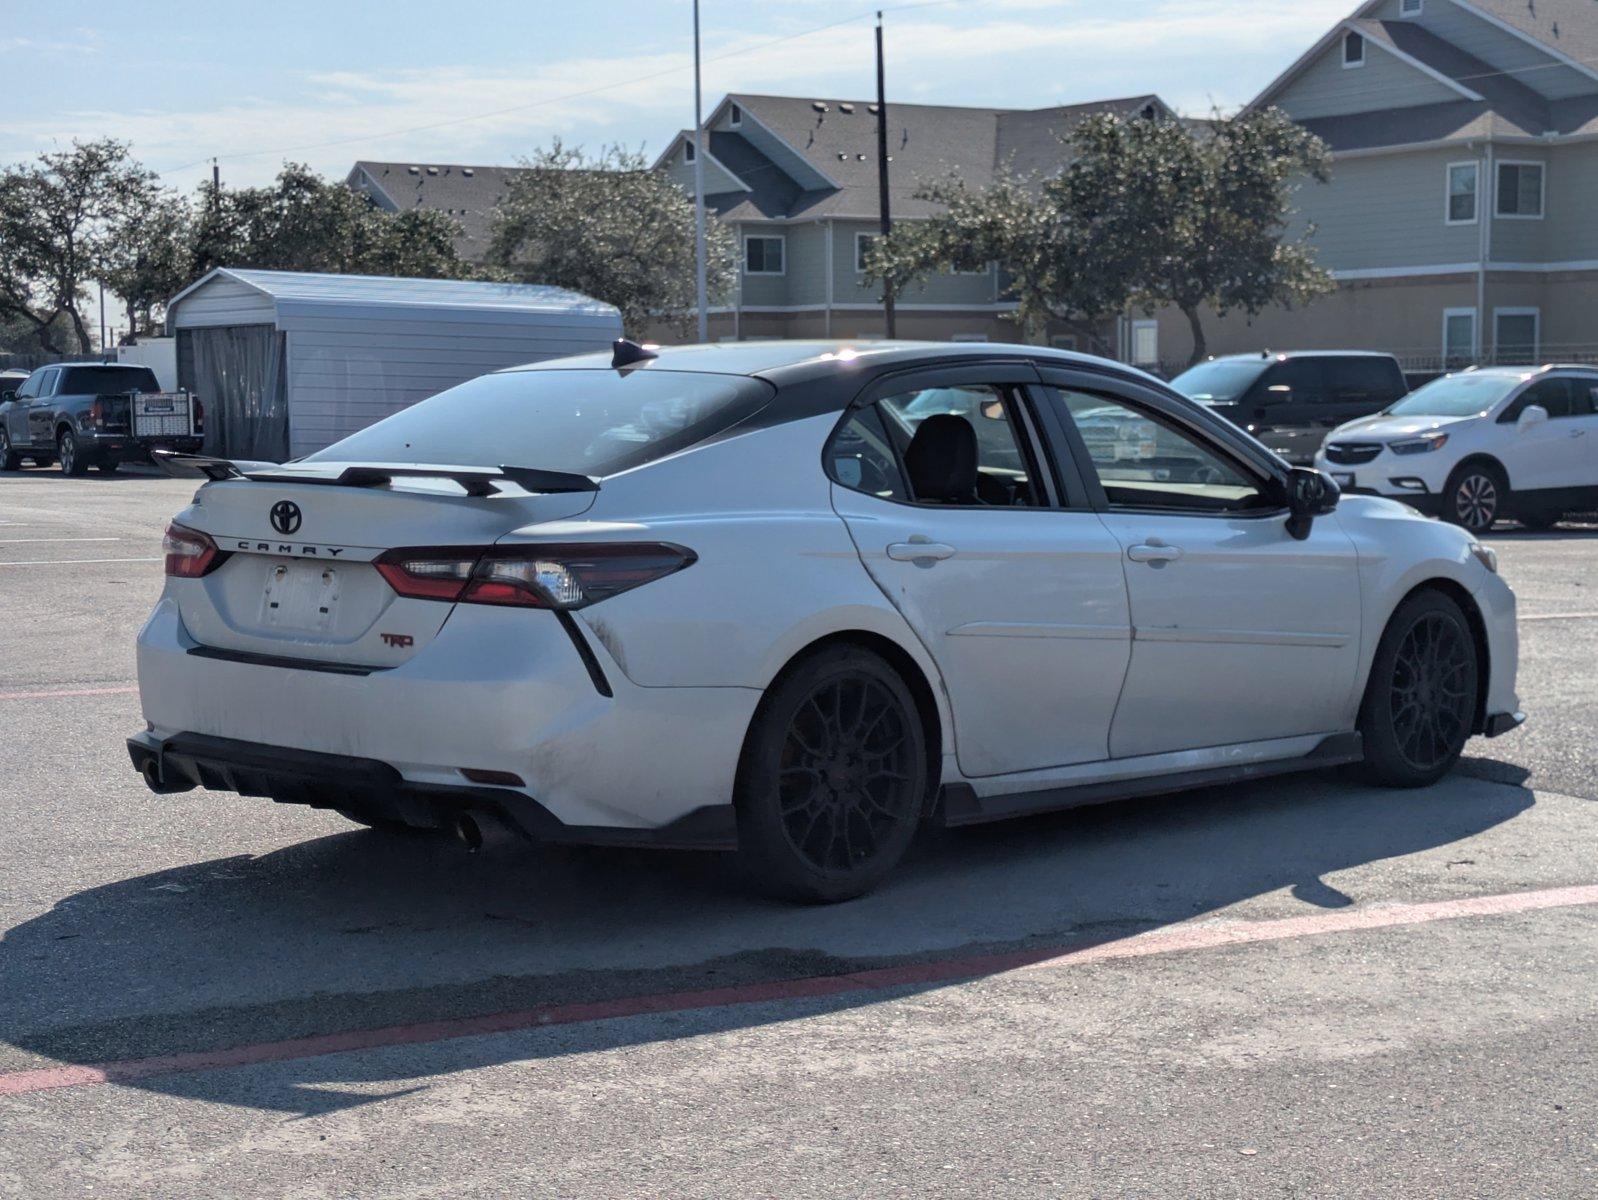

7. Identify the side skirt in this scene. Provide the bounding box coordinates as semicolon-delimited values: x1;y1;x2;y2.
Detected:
939;732;1364;827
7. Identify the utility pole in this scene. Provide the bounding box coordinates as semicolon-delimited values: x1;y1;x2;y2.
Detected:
692;0;709;343
98;282;107;358
875;11;896;339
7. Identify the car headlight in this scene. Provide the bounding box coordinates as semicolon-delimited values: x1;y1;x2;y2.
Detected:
1469;542;1498;574
1390;433;1449;455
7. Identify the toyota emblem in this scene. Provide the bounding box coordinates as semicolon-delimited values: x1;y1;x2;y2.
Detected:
269;500;303;535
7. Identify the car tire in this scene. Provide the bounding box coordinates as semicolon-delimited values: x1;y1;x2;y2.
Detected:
1442;461;1505;532
734;645;929;903
1356;590;1479;789
0;430;20;471
57;429;87;476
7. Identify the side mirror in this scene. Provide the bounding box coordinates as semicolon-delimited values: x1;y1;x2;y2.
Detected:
1517;404;1548;432
1284;466;1340;540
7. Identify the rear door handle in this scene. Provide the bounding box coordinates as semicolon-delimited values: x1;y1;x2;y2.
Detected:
1128;543;1183;565
887;540;957;563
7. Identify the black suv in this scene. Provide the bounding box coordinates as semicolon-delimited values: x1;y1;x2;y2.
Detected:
1170;351;1409;465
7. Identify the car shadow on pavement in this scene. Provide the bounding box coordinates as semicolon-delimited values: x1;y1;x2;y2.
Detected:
0;764;1534;1118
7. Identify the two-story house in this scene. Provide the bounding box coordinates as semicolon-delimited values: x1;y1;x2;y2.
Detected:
1152;0;1598;371
653;92;1175;346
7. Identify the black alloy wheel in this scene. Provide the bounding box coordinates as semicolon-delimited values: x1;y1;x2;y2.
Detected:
1445;464;1503;532
0;429;19;471
736;646;928;902
1357;590;1479;788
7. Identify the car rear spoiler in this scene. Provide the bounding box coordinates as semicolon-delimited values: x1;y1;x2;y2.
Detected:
151;451;599;497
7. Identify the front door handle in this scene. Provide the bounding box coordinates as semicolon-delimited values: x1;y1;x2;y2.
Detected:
1128;542;1183;565
887;540;957;563
1571;428;1587;438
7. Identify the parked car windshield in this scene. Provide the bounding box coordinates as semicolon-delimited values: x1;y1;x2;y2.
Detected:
62;366;161;394
1384;374;1522;417
1169;360;1268;403
304;368;775;477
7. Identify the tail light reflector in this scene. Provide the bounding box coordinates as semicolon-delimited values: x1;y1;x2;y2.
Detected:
90;399;105;429
192;396;205;433
163;522;227;578
375;543;695;610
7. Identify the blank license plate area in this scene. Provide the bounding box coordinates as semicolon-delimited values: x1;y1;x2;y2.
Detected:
259;561;341;632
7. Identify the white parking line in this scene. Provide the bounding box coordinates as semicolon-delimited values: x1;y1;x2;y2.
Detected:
0;557;160;567
1520;612;1598;622
0;537;122;544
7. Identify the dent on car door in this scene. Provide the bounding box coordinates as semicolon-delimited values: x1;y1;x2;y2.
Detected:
827;369;1132;777
1041;383;1362;760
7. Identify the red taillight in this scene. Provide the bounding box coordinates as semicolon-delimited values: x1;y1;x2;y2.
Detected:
163;522;227;578
90;399;105;430
374;543;695;610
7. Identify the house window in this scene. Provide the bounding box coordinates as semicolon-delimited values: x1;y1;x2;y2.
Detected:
1496;162;1544;218
854;232;877;273
684;139;697;164
1400;0;1422;15
744;234;785;275
1343;31;1365;68
1494;309;1539;365
1443;309;1476;365
1131;319;1159;367
729;103;742;128
1446;162;1478;224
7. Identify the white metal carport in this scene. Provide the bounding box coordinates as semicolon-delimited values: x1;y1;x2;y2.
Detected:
165;268;622;460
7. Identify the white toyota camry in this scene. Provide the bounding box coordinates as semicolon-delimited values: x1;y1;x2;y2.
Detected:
131;340;1523;901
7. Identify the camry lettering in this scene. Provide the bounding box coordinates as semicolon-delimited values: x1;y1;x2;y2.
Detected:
234;541;345;556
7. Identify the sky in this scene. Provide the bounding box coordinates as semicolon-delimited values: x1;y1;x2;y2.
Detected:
4;0;1357;193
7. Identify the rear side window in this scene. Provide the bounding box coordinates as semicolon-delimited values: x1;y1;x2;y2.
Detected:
304;369;774;477
826;407;908;501
1323;358;1404;403
62;366;160;394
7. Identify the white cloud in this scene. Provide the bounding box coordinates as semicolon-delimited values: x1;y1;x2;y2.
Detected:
0;1;1352;189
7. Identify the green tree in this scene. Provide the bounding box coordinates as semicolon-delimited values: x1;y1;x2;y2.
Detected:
0;139;162;353
866;108;1333;365
188;163;465;281
488;142;737;337
100;190;193;336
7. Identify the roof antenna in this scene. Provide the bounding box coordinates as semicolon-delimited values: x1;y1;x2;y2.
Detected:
612;338;660;369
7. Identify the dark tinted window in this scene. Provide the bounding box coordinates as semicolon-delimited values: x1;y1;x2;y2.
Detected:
1504;378;1585;421
61;366;161;394
13;373;38;399
304;369;773;477
1264;360;1325;404
826;406;908;501
878;385;1041;507
1323;358;1403;403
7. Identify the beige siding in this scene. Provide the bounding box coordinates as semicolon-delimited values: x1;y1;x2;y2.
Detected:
1273;37;1460;120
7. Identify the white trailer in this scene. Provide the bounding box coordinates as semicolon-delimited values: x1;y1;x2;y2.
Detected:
164;268;622;460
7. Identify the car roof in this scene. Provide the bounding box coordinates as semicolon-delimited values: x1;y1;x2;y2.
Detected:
511;339;1163;386
1450;364;1598;379
1199;350;1398;364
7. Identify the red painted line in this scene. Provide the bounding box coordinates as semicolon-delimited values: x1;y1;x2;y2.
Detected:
1;883;1593;1098
0;685;138;702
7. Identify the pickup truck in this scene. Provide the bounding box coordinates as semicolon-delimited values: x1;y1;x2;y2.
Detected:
0;363;203;474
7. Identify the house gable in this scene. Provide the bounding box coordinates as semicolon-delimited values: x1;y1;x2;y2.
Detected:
1258;21;1478;120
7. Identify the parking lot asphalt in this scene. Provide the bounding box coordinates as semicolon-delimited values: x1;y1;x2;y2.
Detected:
1;466;1595;1198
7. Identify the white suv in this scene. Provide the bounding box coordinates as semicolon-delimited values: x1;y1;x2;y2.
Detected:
1316;365;1598;532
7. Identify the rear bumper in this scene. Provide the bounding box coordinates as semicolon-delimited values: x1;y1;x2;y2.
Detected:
134;595;761;832
83;433;203;462
126;732;737;848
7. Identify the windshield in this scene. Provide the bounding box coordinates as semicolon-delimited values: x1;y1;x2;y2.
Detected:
62;366;160;394
1169;360;1268;403
1385;373;1522;417
304;368;774;477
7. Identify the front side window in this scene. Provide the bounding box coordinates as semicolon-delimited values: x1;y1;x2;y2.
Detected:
744;235;784;275
876;385;1041;507
1050;389;1269;514
1502;378;1589;422
14;373;38;399
1447;162;1478;224
304;368;773;478
1496;162;1544;217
